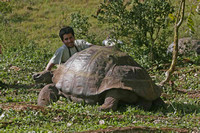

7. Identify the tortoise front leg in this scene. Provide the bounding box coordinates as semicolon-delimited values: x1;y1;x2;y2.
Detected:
99;90;119;111
37;84;60;106
99;89;139;111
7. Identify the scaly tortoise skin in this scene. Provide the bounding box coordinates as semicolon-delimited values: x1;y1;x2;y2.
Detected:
33;46;163;111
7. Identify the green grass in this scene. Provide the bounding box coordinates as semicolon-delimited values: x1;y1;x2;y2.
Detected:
0;0;200;132
0;36;199;132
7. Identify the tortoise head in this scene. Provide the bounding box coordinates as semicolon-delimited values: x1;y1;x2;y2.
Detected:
32;70;53;84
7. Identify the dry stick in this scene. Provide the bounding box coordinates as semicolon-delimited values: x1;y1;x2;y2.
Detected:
160;0;185;86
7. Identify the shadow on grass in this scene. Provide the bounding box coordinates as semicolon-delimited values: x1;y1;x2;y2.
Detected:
162;102;200;114
0;82;44;90
116;100;200;115
0;82;44;97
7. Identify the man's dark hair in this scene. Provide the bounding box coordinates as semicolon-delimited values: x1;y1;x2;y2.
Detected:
59;26;75;41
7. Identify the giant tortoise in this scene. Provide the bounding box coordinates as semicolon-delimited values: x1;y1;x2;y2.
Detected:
33;46;163;111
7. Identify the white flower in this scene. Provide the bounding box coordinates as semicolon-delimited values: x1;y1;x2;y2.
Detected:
67;123;72;127
0;112;5;120
153;120;161;124
132;121;137;124
28;131;36;133
99;120;105;125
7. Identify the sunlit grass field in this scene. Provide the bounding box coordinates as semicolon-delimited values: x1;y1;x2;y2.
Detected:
0;0;200;132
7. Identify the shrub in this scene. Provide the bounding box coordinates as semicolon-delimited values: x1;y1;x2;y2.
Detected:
95;0;174;67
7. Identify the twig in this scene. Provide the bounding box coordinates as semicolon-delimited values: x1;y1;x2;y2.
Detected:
160;0;185;86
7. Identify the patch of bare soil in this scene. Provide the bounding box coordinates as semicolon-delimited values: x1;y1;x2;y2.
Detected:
82;126;190;133
161;89;200;99
0;102;199;132
0;102;44;112
175;89;200;99
0;102;46;128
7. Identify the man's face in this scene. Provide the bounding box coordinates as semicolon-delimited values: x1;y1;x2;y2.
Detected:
62;33;75;48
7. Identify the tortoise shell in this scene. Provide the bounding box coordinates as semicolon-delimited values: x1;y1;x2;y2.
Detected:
52;46;161;101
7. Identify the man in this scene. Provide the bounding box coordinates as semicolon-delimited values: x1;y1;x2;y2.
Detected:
45;26;92;71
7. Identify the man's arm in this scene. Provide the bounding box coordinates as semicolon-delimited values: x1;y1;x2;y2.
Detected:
45;46;64;71
45;62;55;71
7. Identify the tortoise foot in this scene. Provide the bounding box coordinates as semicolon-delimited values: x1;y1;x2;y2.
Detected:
99;96;118;111
37;84;60;106
99;90;121;111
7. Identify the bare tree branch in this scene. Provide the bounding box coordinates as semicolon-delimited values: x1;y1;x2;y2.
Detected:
160;0;185;86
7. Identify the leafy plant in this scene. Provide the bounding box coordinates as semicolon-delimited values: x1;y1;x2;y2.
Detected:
0;0;200;132
95;0;174;65
70;12;98;44
0;1;12;16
